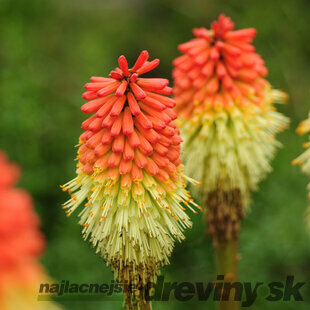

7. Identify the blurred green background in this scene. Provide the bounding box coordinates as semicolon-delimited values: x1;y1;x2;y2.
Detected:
1;0;310;309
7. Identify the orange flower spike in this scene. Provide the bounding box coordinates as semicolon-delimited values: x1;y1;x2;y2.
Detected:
61;51;200;295
0;152;44;269
173;14;289;208
0;151;62;310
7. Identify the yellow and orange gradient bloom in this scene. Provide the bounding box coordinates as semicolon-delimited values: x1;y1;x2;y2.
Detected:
173;14;289;208
61;51;199;288
293;113;310;229
0;151;62;310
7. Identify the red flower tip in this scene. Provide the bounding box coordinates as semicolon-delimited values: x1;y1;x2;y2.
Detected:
109;70;124;80
173;15;269;113
78;52;182;182
118;55;130;76
115;80;128;97
82;51;164;107
131;50;149;72
130;73;138;83
211;14;235;38
137;59;160;75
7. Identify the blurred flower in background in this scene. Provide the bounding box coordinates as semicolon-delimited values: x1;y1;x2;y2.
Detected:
173;14;289;243
0;151;62;310
172;14;290;310
293;113;310;230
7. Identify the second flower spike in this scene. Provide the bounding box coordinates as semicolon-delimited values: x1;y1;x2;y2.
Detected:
173;14;289;243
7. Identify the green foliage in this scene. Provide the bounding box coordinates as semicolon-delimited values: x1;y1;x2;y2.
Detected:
0;0;310;309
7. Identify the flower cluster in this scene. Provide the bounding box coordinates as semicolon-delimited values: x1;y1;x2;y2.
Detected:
293;113;310;229
173;14;289;208
61;51;199;289
0;151;62;310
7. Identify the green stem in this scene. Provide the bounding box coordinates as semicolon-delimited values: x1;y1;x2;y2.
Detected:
214;239;240;310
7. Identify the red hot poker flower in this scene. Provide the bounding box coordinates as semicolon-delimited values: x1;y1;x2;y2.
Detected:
61;51;200;298
172;14;289;243
0;151;62;310
0;151;44;277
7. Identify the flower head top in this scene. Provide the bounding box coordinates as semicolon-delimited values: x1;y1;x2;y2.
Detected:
172;15;289;242
77;50;182;182
0;151;62;310
62;51;199;291
173;14;285;116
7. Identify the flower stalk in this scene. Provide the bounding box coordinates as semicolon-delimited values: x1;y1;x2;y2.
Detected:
206;189;242;310
215;239;239;310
